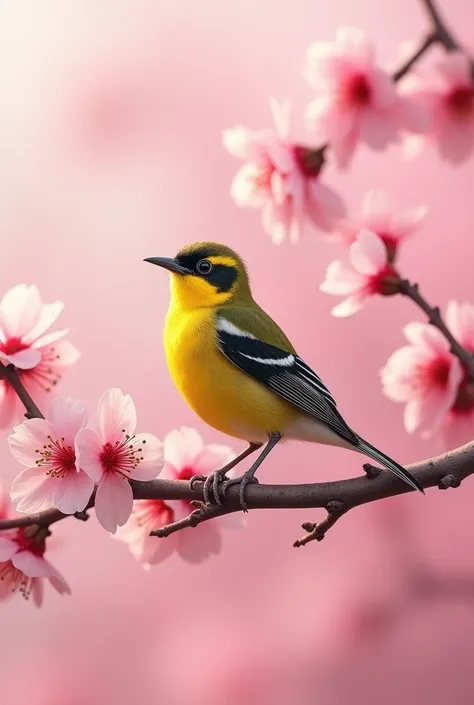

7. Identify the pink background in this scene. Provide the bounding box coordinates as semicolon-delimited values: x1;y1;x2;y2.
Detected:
1;1;474;703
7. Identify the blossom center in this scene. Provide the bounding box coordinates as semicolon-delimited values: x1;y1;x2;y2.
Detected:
368;264;400;296
448;86;474;117
135;499;174;528
13;528;46;557
0;562;35;600
253;157;276;192
99;431;146;477
35;435;76;478
417;357;451;390
293;145;323;178
347;73;372;106
177;466;195;481
0;336;28;355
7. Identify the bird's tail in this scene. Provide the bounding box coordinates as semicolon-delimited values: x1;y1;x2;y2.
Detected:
356;437;424;493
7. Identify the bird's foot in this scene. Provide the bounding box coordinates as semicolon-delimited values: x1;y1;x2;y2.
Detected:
189;470;228;505
222;472;259;513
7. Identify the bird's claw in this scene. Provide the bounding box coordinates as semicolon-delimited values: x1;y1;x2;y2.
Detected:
222;473;259;513
189;474;206;493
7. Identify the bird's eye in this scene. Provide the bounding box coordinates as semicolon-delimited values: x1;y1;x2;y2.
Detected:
196;259;213;275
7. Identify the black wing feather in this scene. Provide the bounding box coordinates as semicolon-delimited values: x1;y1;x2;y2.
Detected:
216;324;358;445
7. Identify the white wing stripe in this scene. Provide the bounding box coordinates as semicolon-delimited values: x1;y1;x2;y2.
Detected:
216;317;256;339
238;351;295;367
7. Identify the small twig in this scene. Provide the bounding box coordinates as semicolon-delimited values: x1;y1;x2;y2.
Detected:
397;279;474;380
293;500;346;547
0;364;44;419
420;0;461;51
150;502;229;538
392;31;438;82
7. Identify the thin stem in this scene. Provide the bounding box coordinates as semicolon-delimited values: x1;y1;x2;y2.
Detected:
420;0;460;51
398;279;474;380
392;32;437;82
0;364;44;419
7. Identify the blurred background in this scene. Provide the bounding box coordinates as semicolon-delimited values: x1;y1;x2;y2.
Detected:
1;0;474;703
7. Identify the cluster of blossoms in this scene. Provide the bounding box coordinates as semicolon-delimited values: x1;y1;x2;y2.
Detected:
223;29;474;245
223;25;474;448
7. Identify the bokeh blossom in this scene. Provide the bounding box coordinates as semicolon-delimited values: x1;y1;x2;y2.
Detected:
115;427;243;565
223;100;345;244
75;388;164;534
8;397;94;515
330;189;427;261
304;27;427;168
402;53;474;163
381;301;474;447
0;487;70;607
320;230;400;317
0;284;79;429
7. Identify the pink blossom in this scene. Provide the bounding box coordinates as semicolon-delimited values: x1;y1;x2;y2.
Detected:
223;100;345;244
75;388;164;534
331;189;427;260
381;301;474;446
320;230;400;317
0;527;70;607
115;427;244;565
304;27;427;168
0;284;80;429
8;397;94;515
402;53;474;163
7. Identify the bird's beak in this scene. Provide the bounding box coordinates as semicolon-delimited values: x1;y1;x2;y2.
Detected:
143;257;191;275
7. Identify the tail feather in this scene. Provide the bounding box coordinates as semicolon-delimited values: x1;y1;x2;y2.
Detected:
356;437;424;494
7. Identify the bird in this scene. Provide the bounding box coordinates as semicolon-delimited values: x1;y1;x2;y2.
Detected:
144;241;424;511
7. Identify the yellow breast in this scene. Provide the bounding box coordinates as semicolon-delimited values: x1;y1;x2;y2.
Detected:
164;305;297;443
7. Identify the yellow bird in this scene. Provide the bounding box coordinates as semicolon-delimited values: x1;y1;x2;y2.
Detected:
145;242;423;510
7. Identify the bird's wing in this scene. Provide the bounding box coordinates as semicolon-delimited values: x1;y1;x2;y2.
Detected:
216;308;358;445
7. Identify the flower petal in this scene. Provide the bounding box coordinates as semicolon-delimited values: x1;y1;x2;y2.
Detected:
350;230;387;275
0;348;41;370
129;433;164;481
48;396;87;444
49;471;94;515
97;388;137;442
0;285;42;338
95;473;133;534
10;465;52;510
12;551;50;578
43;558;71;595
164;427;204;469
332;293;368;317
176;523;222;564
403;322;449;355
0;537;19;561
8;418;58;467
75;427;105;482
320;261;365;295
21;302;64;345
192;444;235;475
32;328;69;350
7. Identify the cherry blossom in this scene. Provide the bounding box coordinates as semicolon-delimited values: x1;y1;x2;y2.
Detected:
381;301;474;446
0;525;70;606
304;27;427;168
320;230;400;317
0;284;79;429
8;397;94;515
223;100;345;244
402;53;474;163
75;388;164;534
115;427;243;565
331;189;427;261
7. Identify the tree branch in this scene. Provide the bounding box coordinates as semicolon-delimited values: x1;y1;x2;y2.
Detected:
1;440;473;546
397;279;474;380
420;0;461;51
0;364;44;419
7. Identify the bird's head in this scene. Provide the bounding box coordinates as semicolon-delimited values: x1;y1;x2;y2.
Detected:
144;241;252;309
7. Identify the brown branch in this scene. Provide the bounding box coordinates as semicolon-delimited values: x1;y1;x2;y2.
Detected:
1;440;473;546
397;279;474;380
420;0;461;51
0;364;44;419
